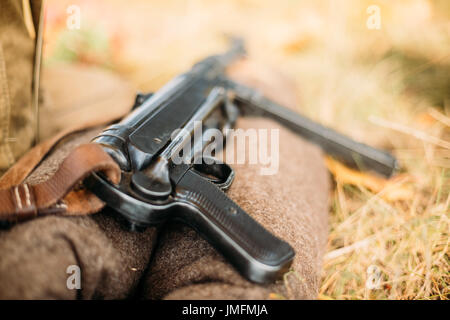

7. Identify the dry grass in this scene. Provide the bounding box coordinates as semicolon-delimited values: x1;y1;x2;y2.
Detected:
43;0;449;299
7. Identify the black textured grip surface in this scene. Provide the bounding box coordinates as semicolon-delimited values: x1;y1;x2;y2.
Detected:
174;168;295;282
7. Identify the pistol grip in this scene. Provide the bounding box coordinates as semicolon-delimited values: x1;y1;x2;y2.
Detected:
173;168;295;284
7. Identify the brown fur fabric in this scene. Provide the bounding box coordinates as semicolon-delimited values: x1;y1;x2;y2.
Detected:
0;61;330;299
0;128;157;299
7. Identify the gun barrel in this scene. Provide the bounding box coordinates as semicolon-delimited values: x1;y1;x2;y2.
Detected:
93;40;246;171
229;80;399;177
113;38;246;132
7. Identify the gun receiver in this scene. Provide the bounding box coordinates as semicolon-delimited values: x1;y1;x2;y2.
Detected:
85;39;398;284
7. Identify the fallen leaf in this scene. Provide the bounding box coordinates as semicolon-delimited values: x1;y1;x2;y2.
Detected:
415;112;437;127
325;157;414;201
268;293;286;300
282;34;312;54
318;293;335;300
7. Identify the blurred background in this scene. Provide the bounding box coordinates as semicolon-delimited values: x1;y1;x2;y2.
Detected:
42;0;449;299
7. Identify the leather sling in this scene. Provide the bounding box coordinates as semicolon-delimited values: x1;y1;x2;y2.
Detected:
0;60;135;223
0;102;131;222
0;142;120;222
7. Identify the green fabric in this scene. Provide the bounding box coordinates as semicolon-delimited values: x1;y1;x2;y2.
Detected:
0;0;42;174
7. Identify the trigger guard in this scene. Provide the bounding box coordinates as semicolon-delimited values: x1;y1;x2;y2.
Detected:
192;157;235;191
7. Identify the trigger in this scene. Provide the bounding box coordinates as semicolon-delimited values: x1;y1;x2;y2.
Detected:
131;157;172;201
192;158;235;191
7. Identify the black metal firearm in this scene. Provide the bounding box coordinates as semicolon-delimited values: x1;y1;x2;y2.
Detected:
85;39;398;284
